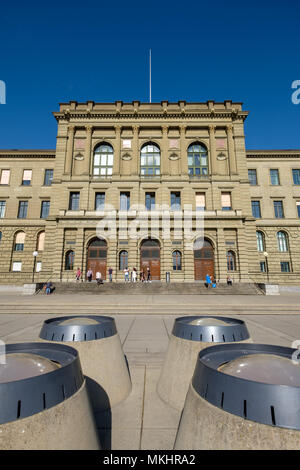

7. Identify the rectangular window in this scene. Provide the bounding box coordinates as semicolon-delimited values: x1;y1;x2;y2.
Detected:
18;201;28;219
248;169;257;186
22;170;32;186
95;192;105;210
171;191;181;210
12;262;22;272
260;261;266;273
297;201;300;218
120;192;130;211
44;169;53;186
69;192;80;211
195;192;206;210
270;169;280;185
145;192;155;210
292;169;300;185
251;201;261;218
40;201;50;218
0;169;10;185
274;200;284;218
0;201;6;218
221;192;231;211
281;262;290;273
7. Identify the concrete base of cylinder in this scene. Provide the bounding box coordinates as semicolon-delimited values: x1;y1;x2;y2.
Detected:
157;335;252;411
174;384;300;450
0;381;101;450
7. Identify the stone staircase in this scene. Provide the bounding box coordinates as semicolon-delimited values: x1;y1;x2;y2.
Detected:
50;281;263;296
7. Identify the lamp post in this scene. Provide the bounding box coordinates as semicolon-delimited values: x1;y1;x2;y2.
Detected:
32;251;38;283
263;251;269;284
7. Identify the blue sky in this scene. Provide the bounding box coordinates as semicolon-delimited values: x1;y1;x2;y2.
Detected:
0;0;299;150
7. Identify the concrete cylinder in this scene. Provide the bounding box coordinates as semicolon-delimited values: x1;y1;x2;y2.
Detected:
39;316;131;412
0;342;100;450
175;343;300;450
157;316;251;411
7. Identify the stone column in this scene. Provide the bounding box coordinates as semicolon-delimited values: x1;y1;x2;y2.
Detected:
209;125;217;175
83;125;93;175
180;125;188;175
216;227;227;283
64;125;75;175
131;125;139;175
113;125;121;175
161;126;168;176
227;125;237;174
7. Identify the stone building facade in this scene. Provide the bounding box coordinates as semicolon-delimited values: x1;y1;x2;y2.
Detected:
0;100;299;284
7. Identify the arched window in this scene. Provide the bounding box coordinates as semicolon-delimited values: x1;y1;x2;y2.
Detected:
14;231;26;251
93;143;114;176
256;231;265;252
140;143;160;176
65;250;75;270
119;250;128;270
188;143;208;176
227;250;236;271
37;231;45;251
172;251;182;271
277;231;288;252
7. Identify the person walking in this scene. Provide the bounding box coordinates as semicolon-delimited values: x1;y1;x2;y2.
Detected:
87;269;93;282
206;273;212;288
76;267;81;282
132;267;137;283
96;271;102;285
124;267;130;283
146;266;151;283
108;267;113;282
140;270;145;282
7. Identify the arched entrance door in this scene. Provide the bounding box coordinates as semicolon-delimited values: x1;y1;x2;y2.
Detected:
87;238;107;280
140;239;160;280
194;238;215;281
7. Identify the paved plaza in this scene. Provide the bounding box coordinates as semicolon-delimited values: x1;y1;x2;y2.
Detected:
1;292;300;449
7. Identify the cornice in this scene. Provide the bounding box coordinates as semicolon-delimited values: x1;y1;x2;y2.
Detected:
0;150;55;159
246;150;300;159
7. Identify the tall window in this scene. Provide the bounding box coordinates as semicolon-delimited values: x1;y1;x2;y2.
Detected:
14;231;25;251
0;170;10;185
69;192;80;211
277;231;288;252
119;250;128;270
95;192;105;210
40;201;50;218
172;251;182;270
195;192;206;210
221;192;232;211
227;251;236;271
281;261;290;273
140;143;160;176
270;169;280;185
44;169;53;186
0;201;6;218
274;200;284;218
37;231;45;251
18;201;28;219
248;169;257;186
93;143;114;176
251;201;261;218
256;231;265;252
22;170;32;186
188;143;208;176
65;250;75;270
145;192;155;210
120;192;130;211
171;192;181;210
292;169;300;185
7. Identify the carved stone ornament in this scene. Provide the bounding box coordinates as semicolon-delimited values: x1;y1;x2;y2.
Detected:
169;153;180;161
74;153;84;161
217;152;227;161
121;153;132;161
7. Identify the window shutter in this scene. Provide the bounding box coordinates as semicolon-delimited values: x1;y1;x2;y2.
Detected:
23;170;32;181
15;232;26;244
221;192;231;207
196;193;205;207
38;232;45;251
1;170;10;184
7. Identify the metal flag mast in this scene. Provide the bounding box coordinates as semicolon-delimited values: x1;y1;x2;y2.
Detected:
149;49;152;103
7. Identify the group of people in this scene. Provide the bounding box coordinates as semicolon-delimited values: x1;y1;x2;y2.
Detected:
205;273;217;288
124;267;151;283
76;267;114;285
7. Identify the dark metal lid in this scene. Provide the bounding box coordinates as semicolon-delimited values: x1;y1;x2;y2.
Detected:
192;343;300;430
0;342;83;425
39;315;117;342
172;316;250;342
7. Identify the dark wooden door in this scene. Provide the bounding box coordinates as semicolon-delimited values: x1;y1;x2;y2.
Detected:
140;240;160;280
87;239;107;280
194;240;214;281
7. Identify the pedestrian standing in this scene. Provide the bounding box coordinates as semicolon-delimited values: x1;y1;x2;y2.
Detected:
132;267;137;283
146;266;151;283
124;267;130;282
87;269;93;282
108;267;113;282
96;271;102;285
206;273;211;288
76;267;81;282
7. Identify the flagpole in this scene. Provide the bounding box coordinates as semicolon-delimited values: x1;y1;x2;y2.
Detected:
149;49;152;103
